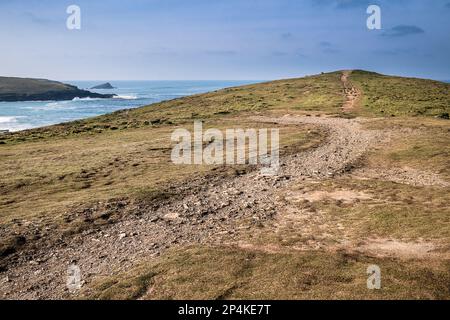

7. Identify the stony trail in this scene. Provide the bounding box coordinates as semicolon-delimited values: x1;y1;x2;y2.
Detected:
1;72;448;299
341;70;360;112
0;114;388;299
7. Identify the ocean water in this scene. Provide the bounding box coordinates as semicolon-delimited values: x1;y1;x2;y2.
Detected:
0;80;257;131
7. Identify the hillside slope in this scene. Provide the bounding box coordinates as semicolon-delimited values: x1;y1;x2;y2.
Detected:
1;70;448;144
0;70;449;300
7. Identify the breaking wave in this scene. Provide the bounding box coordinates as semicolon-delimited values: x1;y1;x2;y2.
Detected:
113;94;138;100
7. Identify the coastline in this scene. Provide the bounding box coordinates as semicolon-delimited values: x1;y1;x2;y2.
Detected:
1;77;447;133
0;80;258;132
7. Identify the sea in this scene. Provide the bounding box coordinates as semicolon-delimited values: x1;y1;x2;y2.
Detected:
0;80;258;132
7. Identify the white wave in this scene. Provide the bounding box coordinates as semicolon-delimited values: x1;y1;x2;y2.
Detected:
113;94;138;100
0;116;18;123
46;101;71;107
0;116;31;131
72;97;103;101
22;101;75;111
0;124;32;132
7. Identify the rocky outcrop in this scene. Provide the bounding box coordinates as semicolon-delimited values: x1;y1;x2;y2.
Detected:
91;82;115;89
0;77;115;102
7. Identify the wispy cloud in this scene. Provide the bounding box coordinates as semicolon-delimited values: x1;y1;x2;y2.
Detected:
0;0;448;80
280;32;294;40
204;50;237;56
271;51;288;56
319;41;333;47
382;25;425;37
372;48;417;56
318;41;340;54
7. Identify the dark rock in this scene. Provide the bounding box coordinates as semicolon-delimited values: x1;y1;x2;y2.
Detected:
436;112;449;120
91;82;115;89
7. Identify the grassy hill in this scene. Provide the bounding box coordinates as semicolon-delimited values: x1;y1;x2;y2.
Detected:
0;70;449;300
0;76;114;102
2;70;448;145
0;77;74;94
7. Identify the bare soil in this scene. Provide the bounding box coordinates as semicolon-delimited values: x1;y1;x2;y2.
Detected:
341;70;360;112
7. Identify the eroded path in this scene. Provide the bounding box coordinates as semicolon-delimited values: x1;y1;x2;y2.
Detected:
2;107;448;299
341;70;360;112
1;114;389;299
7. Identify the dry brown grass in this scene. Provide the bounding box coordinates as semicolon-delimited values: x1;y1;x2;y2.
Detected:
287;178;450;242
83;246;450;300
362;117;450;179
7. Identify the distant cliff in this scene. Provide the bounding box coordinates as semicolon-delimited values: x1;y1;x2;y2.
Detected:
0;77;115;102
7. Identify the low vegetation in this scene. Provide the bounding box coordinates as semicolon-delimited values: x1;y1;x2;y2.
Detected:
351;70;450;118
84;246;450;300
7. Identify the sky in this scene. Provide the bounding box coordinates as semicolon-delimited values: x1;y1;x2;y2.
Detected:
0;0;449;80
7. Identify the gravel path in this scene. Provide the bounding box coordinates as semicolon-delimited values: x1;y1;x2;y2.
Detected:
0;115;386;299
1;72;447;299
341;70;360;112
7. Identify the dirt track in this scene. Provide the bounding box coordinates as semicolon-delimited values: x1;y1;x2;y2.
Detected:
0;113;387;299
341;70;360;112
0;72;447;299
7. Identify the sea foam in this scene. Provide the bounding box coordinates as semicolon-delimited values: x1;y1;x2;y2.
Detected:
0;116;19;123
113;94;138;100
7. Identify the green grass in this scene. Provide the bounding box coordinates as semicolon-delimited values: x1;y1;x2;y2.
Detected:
351;70;450;117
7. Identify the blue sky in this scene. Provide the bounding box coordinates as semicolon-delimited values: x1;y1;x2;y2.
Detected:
1;0;449;80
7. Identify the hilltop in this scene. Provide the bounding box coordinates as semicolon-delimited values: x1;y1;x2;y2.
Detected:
0;76;115;102
0;70;449;299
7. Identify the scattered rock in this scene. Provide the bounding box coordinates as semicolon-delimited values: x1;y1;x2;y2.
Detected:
119;233;127;240
163;212;179;220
